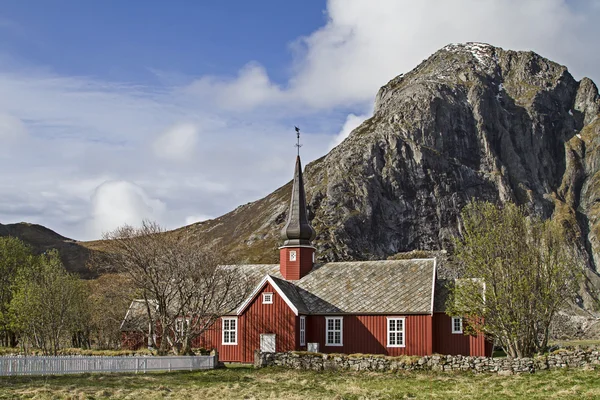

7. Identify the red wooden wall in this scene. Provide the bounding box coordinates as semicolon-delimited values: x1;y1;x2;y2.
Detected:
279;247;314;280
121;331;146;350
305;315;433;356
124;310;492;359
432;313;492;356
195;281;298;362
241;282;297;361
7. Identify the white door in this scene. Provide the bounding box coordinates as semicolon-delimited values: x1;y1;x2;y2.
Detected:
260;333;276;352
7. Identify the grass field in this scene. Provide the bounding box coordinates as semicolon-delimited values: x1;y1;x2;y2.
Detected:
1;365;599;399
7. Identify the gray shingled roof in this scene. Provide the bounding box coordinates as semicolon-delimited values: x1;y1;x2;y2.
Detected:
122;259;438;329
433;279;451;312
120;299;157;331
237;259;436;315
270;275;309;314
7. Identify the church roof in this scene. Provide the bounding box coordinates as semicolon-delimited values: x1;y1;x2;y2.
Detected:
235;258;437;315
269;275;310;314
120;299;157;331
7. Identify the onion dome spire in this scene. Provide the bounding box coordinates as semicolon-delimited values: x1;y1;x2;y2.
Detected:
281;133;316;246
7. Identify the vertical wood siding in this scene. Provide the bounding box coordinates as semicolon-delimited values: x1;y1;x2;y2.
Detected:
279;247;314;280
194;282;297;363
127;312;492;359
241;282;297;362
305;315;432;356
432;313;492;356
121;332;146;350
194;318;241;362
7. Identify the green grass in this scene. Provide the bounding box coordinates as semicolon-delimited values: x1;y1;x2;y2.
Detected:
0;347;158;357
1;365;599;399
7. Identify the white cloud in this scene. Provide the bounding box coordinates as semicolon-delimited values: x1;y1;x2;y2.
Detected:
88;180;166;237
1;0;600;240
0;68;334;240
183;0;599;111
330;113;369;150
185;62;285;111
184;214;212;225
0;113;27;142
153;123;199;161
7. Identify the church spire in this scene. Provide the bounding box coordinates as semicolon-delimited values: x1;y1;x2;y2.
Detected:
279;128;316;281
280;155;316;246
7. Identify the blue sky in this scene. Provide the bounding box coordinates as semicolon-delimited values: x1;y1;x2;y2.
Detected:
0;1;326;84
1;0;599;240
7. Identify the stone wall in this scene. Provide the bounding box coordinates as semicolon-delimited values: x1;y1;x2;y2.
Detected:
254;349;600;374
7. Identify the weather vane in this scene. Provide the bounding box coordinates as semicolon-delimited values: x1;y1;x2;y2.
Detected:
294;126;302;156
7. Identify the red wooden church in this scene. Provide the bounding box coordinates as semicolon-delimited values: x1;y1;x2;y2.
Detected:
122;155;492;362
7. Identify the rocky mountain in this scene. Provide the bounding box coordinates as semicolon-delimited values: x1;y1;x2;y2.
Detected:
174;42;600;311
0;222;93;277
4;43;600;311
180;44;597;256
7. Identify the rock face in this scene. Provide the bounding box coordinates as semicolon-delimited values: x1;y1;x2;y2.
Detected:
315;43;599;261
183;43;600;276
6;43;600;305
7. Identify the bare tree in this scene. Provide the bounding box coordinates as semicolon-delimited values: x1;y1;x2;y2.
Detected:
86;273;136;349
95;221;250;355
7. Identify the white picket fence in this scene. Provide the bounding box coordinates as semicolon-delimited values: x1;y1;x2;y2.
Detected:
0;355;216;376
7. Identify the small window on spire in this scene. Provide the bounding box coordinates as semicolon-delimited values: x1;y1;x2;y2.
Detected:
289;250;297;261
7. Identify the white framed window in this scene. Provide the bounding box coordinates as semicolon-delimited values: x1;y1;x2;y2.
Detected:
222;317;238;345
325;317;343;346
289;250;297;261
452;317;463;334
175;318;190;334
387;317;405;347
262;292;273;304
299;316;306;346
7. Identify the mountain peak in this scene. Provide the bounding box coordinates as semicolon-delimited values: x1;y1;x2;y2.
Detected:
442;42;497;59
6;44;600;307
165;43;600;286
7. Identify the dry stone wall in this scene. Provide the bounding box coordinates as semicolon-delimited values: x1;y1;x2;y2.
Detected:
254;349;600;374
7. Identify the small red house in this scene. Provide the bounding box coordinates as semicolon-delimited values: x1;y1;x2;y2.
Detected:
122;155;492;362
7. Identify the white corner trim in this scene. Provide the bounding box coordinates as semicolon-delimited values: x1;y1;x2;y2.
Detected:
120;301;134;330
266;276;299;316
236;275;269;315
430;257;437;315
120;299;157;331
236;275;299;316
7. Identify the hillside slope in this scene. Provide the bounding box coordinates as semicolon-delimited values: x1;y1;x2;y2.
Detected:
176;44;599;261
167;43;600;313
0;222;93;277
4;44;600;310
